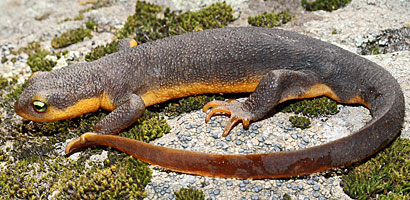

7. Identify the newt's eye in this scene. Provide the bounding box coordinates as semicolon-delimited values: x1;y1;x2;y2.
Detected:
33;100;47;113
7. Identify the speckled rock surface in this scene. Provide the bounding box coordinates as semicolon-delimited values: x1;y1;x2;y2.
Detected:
1;0;409;199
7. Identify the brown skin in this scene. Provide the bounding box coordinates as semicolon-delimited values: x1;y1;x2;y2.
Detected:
15;27;404;179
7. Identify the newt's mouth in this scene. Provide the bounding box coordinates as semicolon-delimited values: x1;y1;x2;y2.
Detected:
14;100;27;119
14;100;46;122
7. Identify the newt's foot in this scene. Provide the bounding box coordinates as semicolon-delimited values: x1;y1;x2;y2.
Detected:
65;132;97;155
203;100;253;136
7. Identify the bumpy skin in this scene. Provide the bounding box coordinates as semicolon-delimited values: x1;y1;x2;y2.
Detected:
15;27;404;179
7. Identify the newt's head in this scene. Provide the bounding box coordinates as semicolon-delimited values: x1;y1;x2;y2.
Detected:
15;65;103;122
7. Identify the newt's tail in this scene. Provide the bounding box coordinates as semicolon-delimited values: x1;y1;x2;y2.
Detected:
65;84;404;179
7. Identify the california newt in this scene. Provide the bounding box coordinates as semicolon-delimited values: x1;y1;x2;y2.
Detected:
14;27;404;178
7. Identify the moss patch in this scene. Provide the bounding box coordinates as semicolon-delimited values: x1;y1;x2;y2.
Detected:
301;0;352;11
18;42;56;72
0;79;27;111
248;11;294;28
55;153;151;199
0;149;9;162
1;57;7;63
0;76;18;92
289;115;311;129
175;187;205;200
341;138;410;199
281;97;339;117
117;1;234;42
85;20;97;31
115;1;163;41
119;111;171;143
27;48;57;72
155;95;225;117
170;2;234;33
280;96;338;129
51;28;92;49
0;151;151;199
86;1;234;61
85;40;119;62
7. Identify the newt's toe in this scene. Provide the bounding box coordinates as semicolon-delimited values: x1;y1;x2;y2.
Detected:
203;100;228;112
203;100;255;136
222;116;240;136
205;107;232;122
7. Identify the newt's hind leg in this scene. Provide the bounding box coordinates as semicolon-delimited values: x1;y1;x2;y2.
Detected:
203;69;322;136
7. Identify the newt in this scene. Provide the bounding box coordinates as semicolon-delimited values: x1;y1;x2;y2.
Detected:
14;27;404;179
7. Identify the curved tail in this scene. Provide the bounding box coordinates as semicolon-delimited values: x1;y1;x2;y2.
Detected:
65;85;404;178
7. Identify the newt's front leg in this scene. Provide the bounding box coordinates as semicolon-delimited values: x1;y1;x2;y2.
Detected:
203;69;321;136
65;94;145;154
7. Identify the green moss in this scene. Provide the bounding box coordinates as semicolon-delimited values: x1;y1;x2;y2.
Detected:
0;76;23;113
1;57;8;63
20;110;105;136
85;1;164;60
0;76;9;90
248;11;294;28
120;111;171;142
85;40;119;62
55;50;69;59
117;1;234;43
87;2;234;61
3;80;27;106
0;149;9;162
74;13;84;21
302;0;352;11
370;46;380;55
283;193;292;200
281;97;339;117
157;95;225;117
115;1;163;41
85;20;97;30
0;151;151;199
51;28;92;49
289;115;311;129
12;110;105;160
17;41;42;55
0;76;18;91
170;2;234;33
19;42;57;72
175;187;205;200
27;48;56;72
341;138;410;199
55;153;151;199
